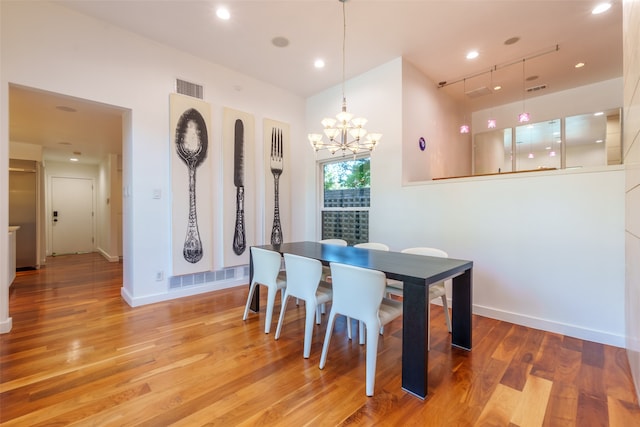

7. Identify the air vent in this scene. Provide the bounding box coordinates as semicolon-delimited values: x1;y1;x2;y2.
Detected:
526;84;547;93
465;86;493;98
176;79;204;99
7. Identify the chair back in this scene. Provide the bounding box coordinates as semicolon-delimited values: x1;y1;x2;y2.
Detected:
329;262;386;325
250;247;283;287
319;239;348;246
283;253;323;301
354;242;390;251
401;247;448;258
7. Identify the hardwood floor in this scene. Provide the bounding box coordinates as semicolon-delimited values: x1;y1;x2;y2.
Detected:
1;253;639;426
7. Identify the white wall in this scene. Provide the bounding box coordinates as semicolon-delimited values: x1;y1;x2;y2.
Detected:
0;1;306;312
0;0;9;333
380;168;625;346
94;154;122;262
623;0;640;402
9;141;43;162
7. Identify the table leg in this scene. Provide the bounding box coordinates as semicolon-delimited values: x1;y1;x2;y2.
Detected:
451;268;472;350
401;280;429;399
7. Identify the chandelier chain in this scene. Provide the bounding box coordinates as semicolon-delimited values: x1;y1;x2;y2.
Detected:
342;0;346;101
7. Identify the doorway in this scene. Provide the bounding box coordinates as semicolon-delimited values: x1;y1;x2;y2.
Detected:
8;84;125;264
50;176;95;255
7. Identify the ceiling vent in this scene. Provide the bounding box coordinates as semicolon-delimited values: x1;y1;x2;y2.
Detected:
526;84;547;93
465;86;492;98
176;79;204;99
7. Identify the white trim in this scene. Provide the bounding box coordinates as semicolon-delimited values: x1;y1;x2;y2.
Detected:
97;247;119;263
473;303;625;348
0;317;12;334
120;279;246;307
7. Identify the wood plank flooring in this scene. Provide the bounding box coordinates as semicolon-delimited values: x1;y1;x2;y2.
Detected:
1;253;639;426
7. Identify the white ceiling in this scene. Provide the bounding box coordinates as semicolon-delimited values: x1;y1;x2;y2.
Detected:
9;0;622;164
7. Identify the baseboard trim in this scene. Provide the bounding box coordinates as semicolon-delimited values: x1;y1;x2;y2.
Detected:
97;248;119;263
0;317;13;334
473;304;625;348
120;279;246;308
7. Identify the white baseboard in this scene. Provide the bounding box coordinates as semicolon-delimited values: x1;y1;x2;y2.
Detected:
473;303;625;348
0;317;13;334
97;247;120;263
121;279;246;307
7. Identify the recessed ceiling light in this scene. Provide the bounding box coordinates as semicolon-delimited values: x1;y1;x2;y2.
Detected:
466;50;479;60
594;111;604;116
504;36;520;45
314;59;325;69
272;36;289;48
70;158;79;162
55;105;77;113
493;85;502;91
592;3;611;14
596;139;604;143
575;62;585;68
216;7;230;20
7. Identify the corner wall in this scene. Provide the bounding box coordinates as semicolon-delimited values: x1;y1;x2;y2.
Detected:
623;0;640;402
402;59;472;181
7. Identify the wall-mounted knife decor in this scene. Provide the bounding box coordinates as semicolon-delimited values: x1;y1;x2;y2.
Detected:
170;94;213;275
223;108;255;266
233;119;246;255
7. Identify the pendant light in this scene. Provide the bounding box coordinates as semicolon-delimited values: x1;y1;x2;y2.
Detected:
518;59;530;123
460;79;470;134
487;69;497;129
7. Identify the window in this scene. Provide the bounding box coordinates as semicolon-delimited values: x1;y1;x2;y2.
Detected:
320;157;370;245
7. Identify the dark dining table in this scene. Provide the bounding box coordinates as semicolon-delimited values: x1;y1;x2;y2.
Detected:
249;241;473;399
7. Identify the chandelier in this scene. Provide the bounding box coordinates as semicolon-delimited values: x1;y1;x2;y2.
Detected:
307;0;382;155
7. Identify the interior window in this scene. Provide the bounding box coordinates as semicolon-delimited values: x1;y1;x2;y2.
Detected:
473;108;622;175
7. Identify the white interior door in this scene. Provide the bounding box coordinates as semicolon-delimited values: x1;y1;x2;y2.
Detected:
51;177;94;255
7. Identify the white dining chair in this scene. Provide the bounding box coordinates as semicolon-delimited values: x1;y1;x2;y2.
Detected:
275;253;332;358
319;238;348;246
319;262;403;396
317;238;347;313
242;247;286;334
351;242;391;342
353;242;390;251
318;238;347;280
387;247;452;349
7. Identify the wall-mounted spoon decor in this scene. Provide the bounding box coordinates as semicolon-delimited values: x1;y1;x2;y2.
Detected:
175;108;208;263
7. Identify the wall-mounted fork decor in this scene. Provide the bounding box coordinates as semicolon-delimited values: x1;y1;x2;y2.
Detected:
270;128;283;245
